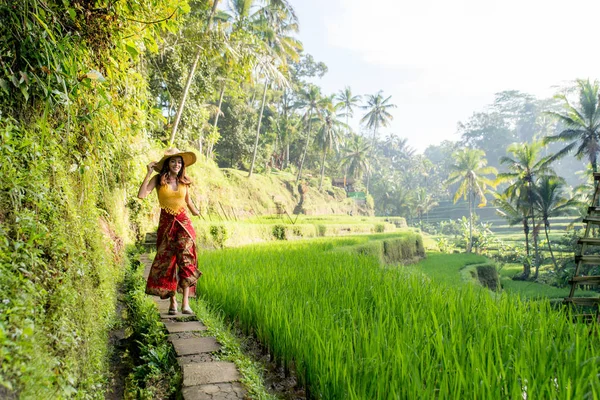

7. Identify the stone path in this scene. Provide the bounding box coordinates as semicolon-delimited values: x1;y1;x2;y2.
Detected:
140;253;247;400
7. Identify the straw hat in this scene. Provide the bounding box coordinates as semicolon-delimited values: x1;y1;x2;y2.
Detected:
153;148;197;172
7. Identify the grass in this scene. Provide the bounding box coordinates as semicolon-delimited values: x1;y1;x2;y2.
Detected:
409;252;488;286
196;236;600;399
186;298;278;399
498;264;598;300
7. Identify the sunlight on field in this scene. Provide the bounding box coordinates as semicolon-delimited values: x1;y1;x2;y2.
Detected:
196;236;600;399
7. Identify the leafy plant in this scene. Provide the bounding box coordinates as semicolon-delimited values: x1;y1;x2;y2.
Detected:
209;225;230;248
272;224;287;240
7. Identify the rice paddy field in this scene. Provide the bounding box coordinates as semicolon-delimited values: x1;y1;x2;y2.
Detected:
196;232;600;399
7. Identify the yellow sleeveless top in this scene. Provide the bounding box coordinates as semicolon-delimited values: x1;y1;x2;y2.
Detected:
157;183;187;215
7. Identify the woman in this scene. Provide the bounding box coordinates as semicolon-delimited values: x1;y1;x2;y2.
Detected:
137;148;202;315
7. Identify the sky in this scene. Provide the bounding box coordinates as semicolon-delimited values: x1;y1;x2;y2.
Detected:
289;0;600;153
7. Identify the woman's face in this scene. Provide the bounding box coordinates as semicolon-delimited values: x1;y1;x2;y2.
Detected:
168;156;183;175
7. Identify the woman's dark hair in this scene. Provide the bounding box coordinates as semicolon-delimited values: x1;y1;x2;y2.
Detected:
159;156;192;186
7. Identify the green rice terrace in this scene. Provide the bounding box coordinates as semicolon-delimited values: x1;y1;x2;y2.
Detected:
190;232;600;398
4;1;600;399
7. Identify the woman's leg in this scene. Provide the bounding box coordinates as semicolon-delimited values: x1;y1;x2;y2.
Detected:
170;295;177;310
182;286;190;309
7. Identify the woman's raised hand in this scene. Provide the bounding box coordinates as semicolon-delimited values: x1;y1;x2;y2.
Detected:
147;161;157;174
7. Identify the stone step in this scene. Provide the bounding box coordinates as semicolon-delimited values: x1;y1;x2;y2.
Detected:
164;321;207;334
171;337;221;356
142;251;246;399
182;362;241;387
182;382;246;400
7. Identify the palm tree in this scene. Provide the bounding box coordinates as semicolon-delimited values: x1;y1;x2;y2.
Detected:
415;188;439;224
534;176;580;271
245;2;300;177
544;79;600;171
498;141;554;275
340;135;371;182
336;86;361;136
169;0;221;145
446;148;497;253
248;58;290;177
394;187;416;221
315;98;346;190
295;84;327;184
494;189;533;278
360;91;397;193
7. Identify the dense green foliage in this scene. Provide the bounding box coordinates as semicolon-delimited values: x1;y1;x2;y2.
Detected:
123;256;181;399
196;237;600;399
0;0;187;395
0;0;597;395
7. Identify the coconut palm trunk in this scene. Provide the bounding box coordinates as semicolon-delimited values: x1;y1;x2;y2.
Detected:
523;219;531;278
527;181;541;277
468;188;473;253
296;109;313;184
365;122;378;195
169;0;220;145
249;79;269;178
544;222;559;270
319;143;327;190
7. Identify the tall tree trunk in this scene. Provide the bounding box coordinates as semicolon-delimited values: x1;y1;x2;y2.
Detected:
528;182;541;278
319;144;327;190
296;110;313;184
203;81;226;157
346;113;350;137
544;221;559;271
249;80;269;178
468;188;473;253
169;0;220;146
366;123;378;195
214;82;226;129
522;219;531;278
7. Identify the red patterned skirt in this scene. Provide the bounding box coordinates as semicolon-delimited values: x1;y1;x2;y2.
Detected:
145;209;202;299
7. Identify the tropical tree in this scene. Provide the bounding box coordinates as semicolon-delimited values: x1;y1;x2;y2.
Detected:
340;135;371;182
295;84;327;183
336;86;361;136
534;176;580;271
494;189;532;277
544;79;600;172
498;141;554;276
236;0;300;177
360;91;396;192
169;0;221;145
415;188;439;224
315;98;346;190
446;148;497;253
248;58;290;177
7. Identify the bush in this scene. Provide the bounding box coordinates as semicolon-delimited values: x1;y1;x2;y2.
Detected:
374;223;386;233
352;232;425;264
124;256;181;398
317;224;327;237
273;224;287;240
209;225;230;248
475;264;501;291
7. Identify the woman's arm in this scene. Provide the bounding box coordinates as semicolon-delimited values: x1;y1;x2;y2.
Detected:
185;187;200;216
138;162;158;199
